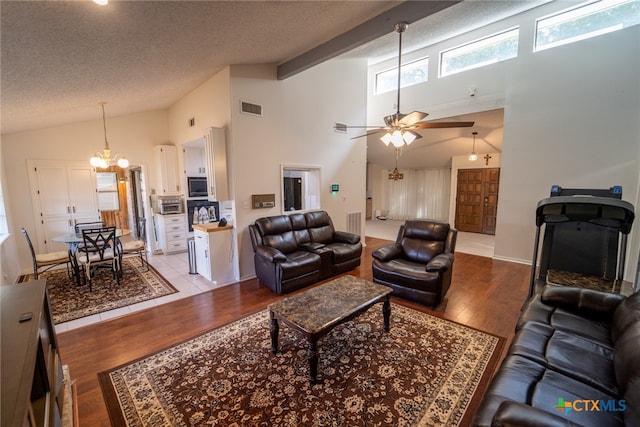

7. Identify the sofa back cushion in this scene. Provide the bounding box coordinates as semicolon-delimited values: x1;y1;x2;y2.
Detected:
305;211;335;244
612;291;640;342
255;216;297;254
289;213;311;245
400;220;449;264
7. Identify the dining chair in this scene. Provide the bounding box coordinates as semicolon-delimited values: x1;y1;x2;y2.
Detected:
75;226;120;291
21;227;71;279
120;217;149;271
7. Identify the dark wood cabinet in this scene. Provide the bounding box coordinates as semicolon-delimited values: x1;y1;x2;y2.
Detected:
1;280;75;427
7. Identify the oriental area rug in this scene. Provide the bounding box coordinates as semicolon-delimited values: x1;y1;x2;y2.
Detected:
99;303;504;426
19;258;178;324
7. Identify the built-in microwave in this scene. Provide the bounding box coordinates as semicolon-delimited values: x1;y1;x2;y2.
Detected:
187;177;208;198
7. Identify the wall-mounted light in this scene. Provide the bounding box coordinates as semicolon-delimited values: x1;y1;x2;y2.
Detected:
331;184;340;193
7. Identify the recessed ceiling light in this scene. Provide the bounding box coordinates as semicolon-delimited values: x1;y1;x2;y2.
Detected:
93;0;108;5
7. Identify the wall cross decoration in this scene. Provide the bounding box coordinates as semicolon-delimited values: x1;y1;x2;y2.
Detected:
484;154;492;165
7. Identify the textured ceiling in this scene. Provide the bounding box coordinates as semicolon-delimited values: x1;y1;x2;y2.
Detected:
1;0;547;168
1;0;397;134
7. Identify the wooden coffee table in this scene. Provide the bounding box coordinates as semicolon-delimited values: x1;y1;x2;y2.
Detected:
268;275;392;383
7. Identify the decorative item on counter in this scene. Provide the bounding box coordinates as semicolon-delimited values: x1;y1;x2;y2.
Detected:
208;207;217;221
192;209;199;225
198;207;209;223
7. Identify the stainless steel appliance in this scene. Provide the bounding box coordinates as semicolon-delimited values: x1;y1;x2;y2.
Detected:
186;199;219;232
187;177;208;198
157;197;183;214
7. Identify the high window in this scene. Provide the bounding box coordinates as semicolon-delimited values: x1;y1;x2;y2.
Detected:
440;27;519;77
375;57;429;94
535;0;640;52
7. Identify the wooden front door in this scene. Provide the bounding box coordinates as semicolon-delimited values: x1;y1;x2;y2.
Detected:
455;168;500;235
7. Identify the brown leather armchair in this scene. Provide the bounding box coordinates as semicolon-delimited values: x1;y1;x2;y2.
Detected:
372;220;457;307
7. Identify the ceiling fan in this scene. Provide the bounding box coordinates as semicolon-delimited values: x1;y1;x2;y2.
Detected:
344;22;474;147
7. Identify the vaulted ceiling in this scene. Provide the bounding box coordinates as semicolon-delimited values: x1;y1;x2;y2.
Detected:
1;0;546;167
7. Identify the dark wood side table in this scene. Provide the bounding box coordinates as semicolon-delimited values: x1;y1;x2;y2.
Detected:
268;275;392;384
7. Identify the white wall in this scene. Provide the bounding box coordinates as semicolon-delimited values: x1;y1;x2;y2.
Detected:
169;67;231;145
2;109;170;278
228;60;368;279
366;3;640;280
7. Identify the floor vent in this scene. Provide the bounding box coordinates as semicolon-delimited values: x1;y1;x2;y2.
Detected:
346;211;362;235
240;101;263;117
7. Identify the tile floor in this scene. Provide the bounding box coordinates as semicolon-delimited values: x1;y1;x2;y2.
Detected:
55;222;495;333
365;219;495;258
54;251;230;333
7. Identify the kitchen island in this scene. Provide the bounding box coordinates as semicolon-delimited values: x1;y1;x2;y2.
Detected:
192;222;239;286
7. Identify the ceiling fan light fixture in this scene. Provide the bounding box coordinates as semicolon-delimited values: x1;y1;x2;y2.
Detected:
402;131;417;145
380;132;393;146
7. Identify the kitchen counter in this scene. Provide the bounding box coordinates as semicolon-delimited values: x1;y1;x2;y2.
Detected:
192;222;233;233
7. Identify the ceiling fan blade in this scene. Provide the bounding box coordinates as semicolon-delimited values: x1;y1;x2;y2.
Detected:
350;129;386;140
411;121;475;129
384;114;400;127
398;111;428;126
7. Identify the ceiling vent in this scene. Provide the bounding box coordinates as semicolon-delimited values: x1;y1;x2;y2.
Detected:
334;122;348;133
240;101;263;117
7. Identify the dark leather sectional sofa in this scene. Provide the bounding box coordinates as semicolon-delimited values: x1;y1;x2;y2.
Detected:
248;210;362;294
473;285;640;426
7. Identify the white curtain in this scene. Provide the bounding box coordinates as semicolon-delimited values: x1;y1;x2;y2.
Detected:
382;168;451;221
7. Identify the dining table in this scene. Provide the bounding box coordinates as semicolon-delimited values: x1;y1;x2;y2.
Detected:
52;228;130;285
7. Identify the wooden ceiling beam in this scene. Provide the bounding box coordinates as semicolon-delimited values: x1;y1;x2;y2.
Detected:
277;1;462;80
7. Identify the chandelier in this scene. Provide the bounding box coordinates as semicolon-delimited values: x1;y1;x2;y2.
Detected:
90;102;129;169
388;148;404;180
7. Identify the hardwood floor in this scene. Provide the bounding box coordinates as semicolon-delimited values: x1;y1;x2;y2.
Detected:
57;236;531;426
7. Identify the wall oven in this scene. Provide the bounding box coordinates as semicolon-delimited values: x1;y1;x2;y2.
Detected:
187;177;208;198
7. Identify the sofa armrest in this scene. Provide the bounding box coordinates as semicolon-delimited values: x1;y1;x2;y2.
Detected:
255;245;287;263
298;242;326;251
333;230;361;245
426;253;453;273
491;401;583;427
372;243;402;262
540;284;626;316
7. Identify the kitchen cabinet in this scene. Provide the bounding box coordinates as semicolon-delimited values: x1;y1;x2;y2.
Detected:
193;223;238;285
28;160;101;253
183;147;206;177
155;213;187;254
204;127;229;201
1;280;75;427
154;145;181;196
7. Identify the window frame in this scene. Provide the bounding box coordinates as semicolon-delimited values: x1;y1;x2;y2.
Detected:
439;26;520;78
534;0;640;52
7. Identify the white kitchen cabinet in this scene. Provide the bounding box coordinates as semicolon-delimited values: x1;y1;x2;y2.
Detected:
193;224;238;285
28;160;101;253
155;213;187;254
183;147;206;177
204;127;229;201
154;145;181;196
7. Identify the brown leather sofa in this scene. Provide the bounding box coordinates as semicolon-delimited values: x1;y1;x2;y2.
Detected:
371;220;456;307
248;211;362;294
472;285;640;426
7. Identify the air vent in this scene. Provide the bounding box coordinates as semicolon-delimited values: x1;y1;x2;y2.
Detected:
334;122;347;133
240;101;263;117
